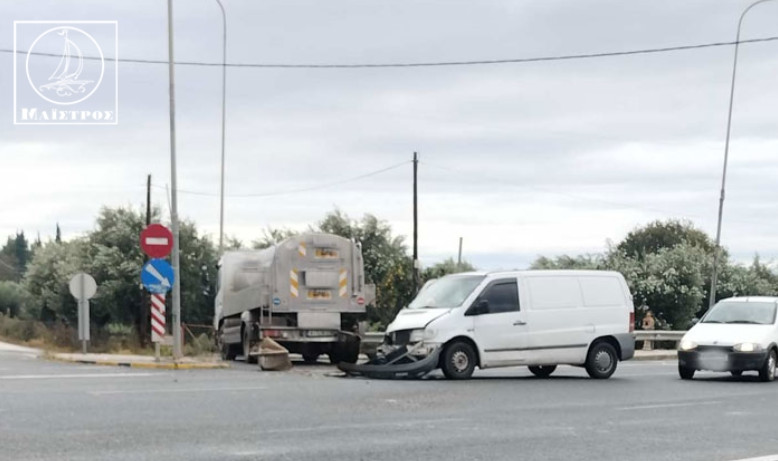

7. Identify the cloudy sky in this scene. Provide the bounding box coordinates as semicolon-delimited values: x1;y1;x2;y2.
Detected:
2;0;778;270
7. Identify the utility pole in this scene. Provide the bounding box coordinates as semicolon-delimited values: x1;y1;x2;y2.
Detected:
216;0;227;256
457;237;463;266
166;0;183;359
413;152;419;292
709;0;777;309
140;174;151;347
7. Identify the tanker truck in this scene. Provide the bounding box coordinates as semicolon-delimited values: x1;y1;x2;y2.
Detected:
214;233;375;365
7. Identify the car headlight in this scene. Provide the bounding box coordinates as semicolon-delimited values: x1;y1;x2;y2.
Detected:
679;340;698;351
409;329;425;343
733;343;762;352
423;328;437;341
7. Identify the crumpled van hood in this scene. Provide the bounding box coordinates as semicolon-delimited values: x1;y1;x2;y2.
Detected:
386;308;451;333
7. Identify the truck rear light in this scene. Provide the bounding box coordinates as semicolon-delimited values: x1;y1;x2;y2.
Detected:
264;329;280;338
629;312;635;333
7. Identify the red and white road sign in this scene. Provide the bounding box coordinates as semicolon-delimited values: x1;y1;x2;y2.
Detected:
140;224;173;259
150;293;166;342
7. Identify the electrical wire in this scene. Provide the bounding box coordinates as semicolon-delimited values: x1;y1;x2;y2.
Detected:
2;36;777;69
154;159;409;198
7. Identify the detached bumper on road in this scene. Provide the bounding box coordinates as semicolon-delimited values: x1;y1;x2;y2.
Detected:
679;349;768;372
338;345;441;379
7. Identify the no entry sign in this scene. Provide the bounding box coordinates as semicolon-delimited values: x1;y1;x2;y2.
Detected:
140;224;173;258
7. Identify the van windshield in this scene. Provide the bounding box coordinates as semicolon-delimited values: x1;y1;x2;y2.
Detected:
702;301;777;325
408;275;485;309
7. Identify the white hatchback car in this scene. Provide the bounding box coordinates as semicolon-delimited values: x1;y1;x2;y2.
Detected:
678;296;778;381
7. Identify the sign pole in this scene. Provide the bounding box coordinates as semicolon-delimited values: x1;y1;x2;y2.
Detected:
69;273;96;355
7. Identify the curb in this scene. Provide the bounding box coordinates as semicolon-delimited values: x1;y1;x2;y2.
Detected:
632;352;678;361
49;355;230;370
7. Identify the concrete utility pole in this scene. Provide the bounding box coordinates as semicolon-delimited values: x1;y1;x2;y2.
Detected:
166;0;183;359
413;152;419;292
216;0;227;255
709;0;777;309
457;237;463;266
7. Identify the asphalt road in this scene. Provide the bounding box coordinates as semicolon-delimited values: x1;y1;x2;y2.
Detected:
2;344;778;461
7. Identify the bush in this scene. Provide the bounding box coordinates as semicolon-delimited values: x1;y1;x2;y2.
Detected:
184;333;217;356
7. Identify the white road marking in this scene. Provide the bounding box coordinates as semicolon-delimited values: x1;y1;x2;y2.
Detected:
729;455;778;461
90;386;266;396
617;400;722;411
0;372;160;380
260;418;466;435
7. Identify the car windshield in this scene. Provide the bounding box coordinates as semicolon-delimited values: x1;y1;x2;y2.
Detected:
408;275;485;309
702;301;777;325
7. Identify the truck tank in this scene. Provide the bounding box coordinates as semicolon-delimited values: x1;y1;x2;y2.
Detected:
215;233;375;365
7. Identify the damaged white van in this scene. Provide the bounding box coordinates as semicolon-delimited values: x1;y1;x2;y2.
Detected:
341;270;635;379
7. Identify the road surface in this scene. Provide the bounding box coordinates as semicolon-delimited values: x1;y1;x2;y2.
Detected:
1;343;777;461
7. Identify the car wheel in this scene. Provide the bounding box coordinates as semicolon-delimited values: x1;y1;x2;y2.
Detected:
679;364;695;380
730;370;743;378
585;342;618;379
243;327;257;364
528;365;557;378
759;350;776;383
441;341;476;380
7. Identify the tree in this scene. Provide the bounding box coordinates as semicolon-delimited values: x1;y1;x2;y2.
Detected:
422;258;476;280
0;232;31;281
0;281;25;317
55;224;62;243
530;254;605;270
318;210;416;327
617;220;715;259
251;228;297;250
22;238;89;324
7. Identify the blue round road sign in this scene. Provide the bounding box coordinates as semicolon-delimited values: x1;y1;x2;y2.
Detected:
141;259;175;294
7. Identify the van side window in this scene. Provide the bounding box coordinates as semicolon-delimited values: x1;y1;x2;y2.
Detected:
481;281;520;314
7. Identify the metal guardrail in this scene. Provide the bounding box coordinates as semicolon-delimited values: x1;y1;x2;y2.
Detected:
363;330;686;345
634;330;685;342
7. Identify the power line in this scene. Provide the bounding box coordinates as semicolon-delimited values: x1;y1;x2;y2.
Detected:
155;160;409;198
3;36;778;69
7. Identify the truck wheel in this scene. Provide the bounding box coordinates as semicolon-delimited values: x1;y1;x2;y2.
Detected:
302;352;319;364
528;365;556;378
243;327;257;364
328;352;342;365
679;364;695;380
730;370;743;378
218;326;238;361
759;350;777;383
585;341;618;379
441;341;476;380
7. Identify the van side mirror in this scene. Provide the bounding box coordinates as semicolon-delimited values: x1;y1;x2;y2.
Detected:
466;300;489;316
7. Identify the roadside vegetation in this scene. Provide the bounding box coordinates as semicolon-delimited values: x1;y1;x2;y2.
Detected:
1;210;775;354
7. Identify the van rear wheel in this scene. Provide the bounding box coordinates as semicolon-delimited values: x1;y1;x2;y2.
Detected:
585;342;618;379
441;341;476;380
528;365;557;378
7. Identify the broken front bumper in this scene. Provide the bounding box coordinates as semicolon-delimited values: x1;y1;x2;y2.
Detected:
337;344;442;379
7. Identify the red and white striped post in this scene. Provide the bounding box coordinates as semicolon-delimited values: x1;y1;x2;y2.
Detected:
150;293;166;360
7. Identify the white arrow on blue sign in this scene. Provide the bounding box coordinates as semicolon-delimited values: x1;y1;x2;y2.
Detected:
141;259;175;294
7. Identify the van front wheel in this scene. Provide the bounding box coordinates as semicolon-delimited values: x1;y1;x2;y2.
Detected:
585;342;618;379
441;341;476;380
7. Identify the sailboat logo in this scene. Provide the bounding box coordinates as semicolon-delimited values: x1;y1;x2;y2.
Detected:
25;26;105;105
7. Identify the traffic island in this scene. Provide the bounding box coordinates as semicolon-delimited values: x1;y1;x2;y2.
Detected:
48;352;230;370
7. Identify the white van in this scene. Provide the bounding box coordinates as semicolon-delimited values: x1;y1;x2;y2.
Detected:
379;270;635;380
678;296;778;382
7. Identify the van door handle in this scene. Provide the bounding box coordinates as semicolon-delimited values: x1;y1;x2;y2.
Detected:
513;320;526;326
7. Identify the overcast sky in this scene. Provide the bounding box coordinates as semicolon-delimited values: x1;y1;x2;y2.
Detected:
2;0;778;270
